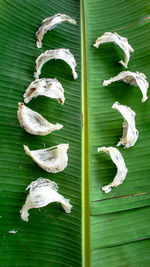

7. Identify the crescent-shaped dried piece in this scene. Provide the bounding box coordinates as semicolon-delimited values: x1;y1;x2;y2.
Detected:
112;102;139;148
98;146;128;193
94;32;134;68
103;71;149;102
34;48;78;80
23;144;69;173
23;78;65;104
17;103;63;135
36;13;76;48
21;178;72;222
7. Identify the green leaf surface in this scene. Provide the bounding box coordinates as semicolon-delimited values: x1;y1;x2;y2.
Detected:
84;0;150;266
0;0;81;266
1;0;150;266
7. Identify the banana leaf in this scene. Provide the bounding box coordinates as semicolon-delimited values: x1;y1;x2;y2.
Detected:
0;0;150;266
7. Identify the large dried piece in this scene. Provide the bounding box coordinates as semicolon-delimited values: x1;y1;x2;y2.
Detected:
103;71;149;102
24;144;69;173
17;103;63;135
112;102;138;148
98;147;128;193
36;13;76;48
94;32;134;68
34;48;77;79
23;78;65;104
21;178;72;222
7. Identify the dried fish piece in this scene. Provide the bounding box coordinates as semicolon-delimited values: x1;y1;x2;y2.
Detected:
21;178;72;222
36;13;76;48
94;32;134;68
17;103;63;135
24;144;69;173
103;71;149;102
34;48;77;79
112;102;138;148
98;146;128;193
23;78;65;104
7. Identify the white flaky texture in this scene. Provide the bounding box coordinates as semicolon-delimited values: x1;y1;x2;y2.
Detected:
34;48;78;79
36;13;76;48
20;178;72;222
23;78;65;104
98;147;128;193
94;32;134;68
112;102;138;148
17;103;63;135
24;144;69;173
103;71;149;102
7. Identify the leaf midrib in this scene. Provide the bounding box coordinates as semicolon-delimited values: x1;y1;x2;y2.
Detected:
81;0;90;266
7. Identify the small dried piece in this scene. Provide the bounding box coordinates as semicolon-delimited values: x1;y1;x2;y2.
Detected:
98;146;128;193
20;178;72;222
112;102;138;148
103;71;149;102
94;32;134;68
23;78;65;104
8;230;18;234
17;103;63;135
24;144;69;173
34;48;77;79
36;13;76;48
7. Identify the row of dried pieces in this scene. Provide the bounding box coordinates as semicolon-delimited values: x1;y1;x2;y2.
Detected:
19;14;77;221
94;32;148;194
94;32;149;102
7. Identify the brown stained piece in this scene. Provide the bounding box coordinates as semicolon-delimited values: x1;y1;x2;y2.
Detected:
23;78;65;104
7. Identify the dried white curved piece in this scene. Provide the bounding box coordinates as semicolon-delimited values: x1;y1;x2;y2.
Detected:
21;178;72;222
98;147;128;193
24;144;69;173
17;103;63;135
34;48;77;79
112;102;138;148
23;78;65;104
103;71;149;102
94;32;134;68
36;13;76;48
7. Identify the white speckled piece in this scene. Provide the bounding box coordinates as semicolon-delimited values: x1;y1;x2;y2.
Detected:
103;71;149;102
17;103;63;136
21;178;72;222
36;13;76;48
23;144;69;173
112;102;138;148
94;32;134;68
98;146;128;193
34;48;78;80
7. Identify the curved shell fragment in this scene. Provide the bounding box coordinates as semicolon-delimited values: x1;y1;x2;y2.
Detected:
103;71;149;102
34;48;78;79
98;146;128;193
112;102;138;148
24;144;69;173
36;13;76;48
23;78;65;104
94;32;134;68
20;178;72;222
17;103;63;135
